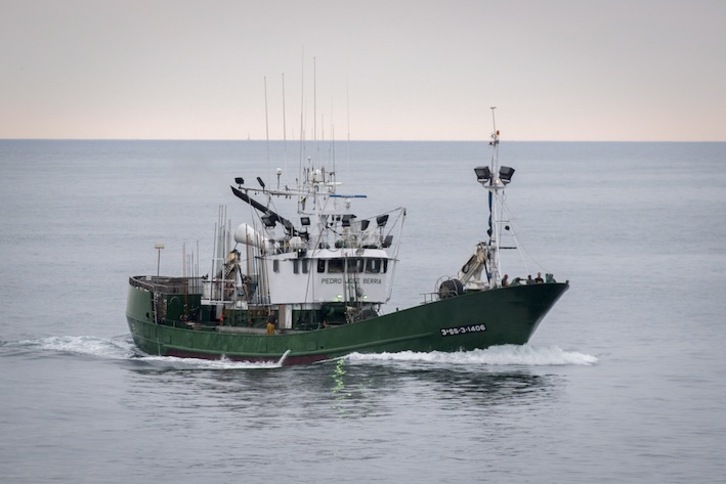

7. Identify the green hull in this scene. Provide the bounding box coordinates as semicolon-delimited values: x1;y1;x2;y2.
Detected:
126;278;568;365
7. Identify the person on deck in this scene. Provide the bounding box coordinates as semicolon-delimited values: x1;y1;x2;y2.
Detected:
266;316;276;335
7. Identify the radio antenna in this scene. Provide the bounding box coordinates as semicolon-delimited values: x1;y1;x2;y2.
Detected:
264;76;270;180
282;72;287;175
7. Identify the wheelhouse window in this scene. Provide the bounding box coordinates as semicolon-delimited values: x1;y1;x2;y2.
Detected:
365;258;389;274
316;258;384;274
365;258;381;273
295;259;309;274
328;259;344;273
347;258;364;273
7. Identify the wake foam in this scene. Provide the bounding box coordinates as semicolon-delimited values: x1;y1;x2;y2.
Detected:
4;335;137;360
3;338;596;370
347;344;598;367
135;351;289;370
2;336;287;370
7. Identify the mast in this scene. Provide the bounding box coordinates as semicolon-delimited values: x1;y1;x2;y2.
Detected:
313;57;317;147
264;76;270;181
474;106;515;288
282;72;287;176
488;107;500;283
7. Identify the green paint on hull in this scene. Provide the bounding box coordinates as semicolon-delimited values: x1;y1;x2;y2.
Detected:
126;279;568;365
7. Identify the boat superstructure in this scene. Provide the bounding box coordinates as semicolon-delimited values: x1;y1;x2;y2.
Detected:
205;158;406;330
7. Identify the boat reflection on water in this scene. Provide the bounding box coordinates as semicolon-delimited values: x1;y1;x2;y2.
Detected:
333;355;564;412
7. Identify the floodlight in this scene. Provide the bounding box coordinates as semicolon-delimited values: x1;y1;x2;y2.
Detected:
474;166;492;183
499;166;515;184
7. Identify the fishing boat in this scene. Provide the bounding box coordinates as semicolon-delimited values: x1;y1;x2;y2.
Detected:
126;109;568;365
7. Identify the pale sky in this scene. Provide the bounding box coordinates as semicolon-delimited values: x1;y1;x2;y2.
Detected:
1;0;724;141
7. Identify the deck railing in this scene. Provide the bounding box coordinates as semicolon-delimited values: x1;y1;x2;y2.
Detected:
129;275;205;295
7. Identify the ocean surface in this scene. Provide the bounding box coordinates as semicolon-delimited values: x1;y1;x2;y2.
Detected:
1;140;725;483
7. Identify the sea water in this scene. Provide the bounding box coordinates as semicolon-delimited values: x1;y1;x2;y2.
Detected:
1;140;725;483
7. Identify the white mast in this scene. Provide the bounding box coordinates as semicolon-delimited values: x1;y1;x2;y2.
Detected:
282;72;287;176
472;106;515;288
488;107;500;284
264;76;270;181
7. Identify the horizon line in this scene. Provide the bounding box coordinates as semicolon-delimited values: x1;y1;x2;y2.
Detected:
2;138;724;143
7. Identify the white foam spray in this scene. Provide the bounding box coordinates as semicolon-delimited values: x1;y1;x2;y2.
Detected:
347;344;598;366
